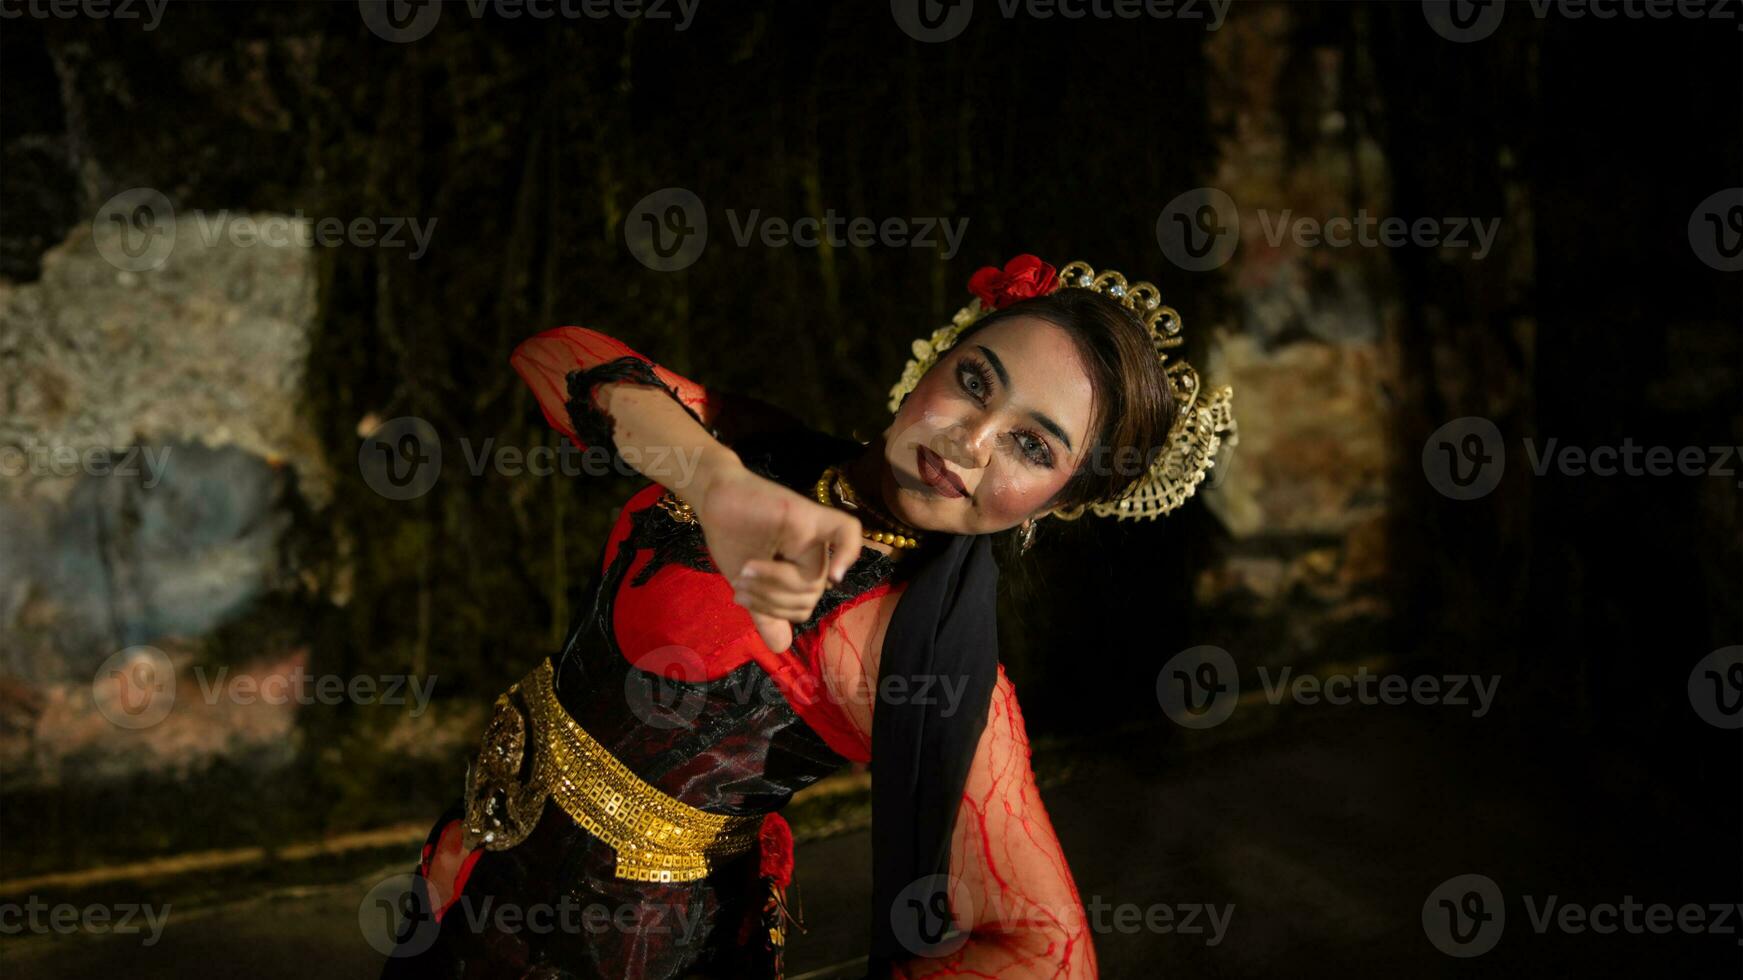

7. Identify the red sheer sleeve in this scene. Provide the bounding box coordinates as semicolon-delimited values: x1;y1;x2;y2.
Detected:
509;326;719;453
881;667;1096;978
509;326;805;452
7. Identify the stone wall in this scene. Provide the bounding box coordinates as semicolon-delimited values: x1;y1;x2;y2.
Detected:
0;210;325;779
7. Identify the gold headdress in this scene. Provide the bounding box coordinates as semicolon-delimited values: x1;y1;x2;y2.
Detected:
887;257;1236;521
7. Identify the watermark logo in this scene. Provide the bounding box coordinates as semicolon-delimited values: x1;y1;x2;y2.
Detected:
0;898;171;946
1257;666;1499;718
1689;645;1743;729
93;188;437;271
891;0;975;42
1426;0;1743;42
360;873;441;957
0;0;168;29
93;647;435;730
93;187;176;272
92;645;177;730
360;416;443;501
1158;187;1498;271
1156;645;1238;729
1159;652;1501;729
1422;0;1506;42
625;187;709;272
624;646;711;729
361;0;699;43
359;0;443;42
1423;873;1506;956
1156;187;1240;273
893;0;1228;41
1084;896;1234;944
360;425;709;500
0;443;172;487
1426;421;1743;500
1426;875;1743;956
625;188;969;270
1689;187;1743;272
890;872;977;958
1422;417;1505;500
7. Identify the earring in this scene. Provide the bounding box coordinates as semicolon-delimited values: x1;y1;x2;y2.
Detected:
1018;518;1036;555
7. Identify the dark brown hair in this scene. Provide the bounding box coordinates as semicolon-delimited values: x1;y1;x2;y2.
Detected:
946;287;1178;515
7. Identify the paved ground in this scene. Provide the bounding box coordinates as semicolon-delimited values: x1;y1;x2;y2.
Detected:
5;708;1738;978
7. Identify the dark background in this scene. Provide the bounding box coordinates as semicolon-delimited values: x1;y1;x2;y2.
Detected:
1;1;1739;976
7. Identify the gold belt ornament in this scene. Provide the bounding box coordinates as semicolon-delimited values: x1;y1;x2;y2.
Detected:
461;658;764;883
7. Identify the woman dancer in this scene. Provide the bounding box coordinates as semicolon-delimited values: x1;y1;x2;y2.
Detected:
378;256;1235;978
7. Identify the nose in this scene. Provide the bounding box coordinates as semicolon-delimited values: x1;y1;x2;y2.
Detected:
935;414;995;471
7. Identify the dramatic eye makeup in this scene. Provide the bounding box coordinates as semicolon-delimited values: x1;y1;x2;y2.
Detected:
955;353;1058;469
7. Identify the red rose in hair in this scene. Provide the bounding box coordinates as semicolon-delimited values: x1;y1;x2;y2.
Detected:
967;254;1059;309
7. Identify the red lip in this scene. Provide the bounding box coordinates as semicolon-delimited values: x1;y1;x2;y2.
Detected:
916;446;967;498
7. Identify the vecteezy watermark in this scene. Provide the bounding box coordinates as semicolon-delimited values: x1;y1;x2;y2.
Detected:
1424;0;1743;44
1689;645;1743;729
623;187;968;271
1256;666;1499;718
0;0;168;29
91;645;435;730
623;644;974;730
1422;873;1506;957
1084;896;1235;945
92;646;178;730
0;898;171;946
359;0;699;43
1423;418;1743;500
889;873;978;958
891;0;1230;44
359;417;444;501
0;443;172;488
360;874;710;958
92;188;438;272
1156;646;1501;729
457;438;706;488
1689;187;1743;272
189;665;436;718
357;416;711;500
1155;645;1239;729
1424;874;1743;957
1156;187;1499;272
1254;209;1499;260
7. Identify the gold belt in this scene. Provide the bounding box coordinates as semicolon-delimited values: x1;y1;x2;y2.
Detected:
460;658;763;883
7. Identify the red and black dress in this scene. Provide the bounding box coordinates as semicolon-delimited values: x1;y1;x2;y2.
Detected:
381;328;1099;980
379;329;916;978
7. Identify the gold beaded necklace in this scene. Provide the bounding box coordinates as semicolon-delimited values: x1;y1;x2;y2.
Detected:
813;464;925;551
652;464;926;552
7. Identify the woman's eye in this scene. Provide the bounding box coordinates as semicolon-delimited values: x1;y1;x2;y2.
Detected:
1016;432;1052;467
958;362;986;397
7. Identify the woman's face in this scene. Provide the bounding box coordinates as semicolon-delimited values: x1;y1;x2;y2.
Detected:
878;316;1096;536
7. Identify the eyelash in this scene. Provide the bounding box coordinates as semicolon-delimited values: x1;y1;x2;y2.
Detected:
956;356;1055;468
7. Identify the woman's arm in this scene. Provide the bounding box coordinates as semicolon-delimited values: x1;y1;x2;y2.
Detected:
510;326;862;649
510;326;805;498
893;669;1099;978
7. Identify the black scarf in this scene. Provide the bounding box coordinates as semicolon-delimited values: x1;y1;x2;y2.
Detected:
865;532;1001;975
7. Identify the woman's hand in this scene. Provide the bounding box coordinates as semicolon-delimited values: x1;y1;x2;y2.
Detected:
686;458;864;653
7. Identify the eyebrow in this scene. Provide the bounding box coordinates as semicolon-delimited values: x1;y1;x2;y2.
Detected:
974;344;1075;453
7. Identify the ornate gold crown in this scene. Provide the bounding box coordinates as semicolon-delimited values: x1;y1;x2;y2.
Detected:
887;258;1236;521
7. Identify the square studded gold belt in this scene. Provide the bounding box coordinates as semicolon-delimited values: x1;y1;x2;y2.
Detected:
460;658;763;883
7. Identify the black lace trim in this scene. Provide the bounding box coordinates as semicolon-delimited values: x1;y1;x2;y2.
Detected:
563;354;708;460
